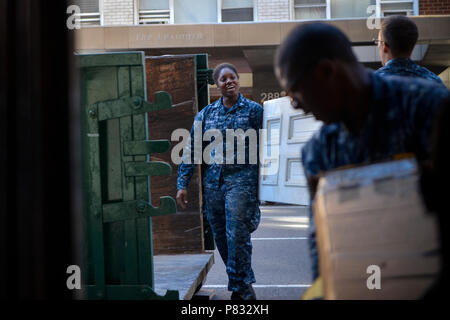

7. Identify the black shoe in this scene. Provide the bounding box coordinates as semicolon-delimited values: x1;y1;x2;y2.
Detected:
230;291;244;300
230;285;257;300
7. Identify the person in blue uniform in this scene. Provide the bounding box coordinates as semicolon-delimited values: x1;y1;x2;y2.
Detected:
176;63;263;300
274;22;450;282
375;15;445;86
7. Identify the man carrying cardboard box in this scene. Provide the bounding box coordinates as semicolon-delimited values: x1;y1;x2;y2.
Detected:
274;22;450;283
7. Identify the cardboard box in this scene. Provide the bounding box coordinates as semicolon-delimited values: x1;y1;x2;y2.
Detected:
314;158;441;299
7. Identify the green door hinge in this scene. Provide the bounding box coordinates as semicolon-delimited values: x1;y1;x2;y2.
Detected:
88;93;172;122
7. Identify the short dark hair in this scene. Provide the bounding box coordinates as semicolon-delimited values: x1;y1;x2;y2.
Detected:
213;63;239;85
381;15;418;57
275;22;357;91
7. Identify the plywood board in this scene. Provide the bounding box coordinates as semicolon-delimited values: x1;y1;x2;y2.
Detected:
146;55;204;254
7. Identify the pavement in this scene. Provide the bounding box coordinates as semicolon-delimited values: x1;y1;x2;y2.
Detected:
201;205;313;300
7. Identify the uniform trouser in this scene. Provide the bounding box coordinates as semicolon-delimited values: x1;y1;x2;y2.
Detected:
203;183;261;293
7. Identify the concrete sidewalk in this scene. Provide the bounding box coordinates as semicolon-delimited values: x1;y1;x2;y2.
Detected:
201;205;313;300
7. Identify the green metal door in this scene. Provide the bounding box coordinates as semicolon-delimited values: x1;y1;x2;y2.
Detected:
79;52;178;300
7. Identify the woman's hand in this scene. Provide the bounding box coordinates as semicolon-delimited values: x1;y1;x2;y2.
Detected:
176;189;188;209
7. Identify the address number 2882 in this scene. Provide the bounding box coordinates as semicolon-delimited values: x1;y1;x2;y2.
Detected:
260;91;287;104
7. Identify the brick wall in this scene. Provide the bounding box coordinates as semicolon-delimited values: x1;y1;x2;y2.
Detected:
419;0;450;15
103;0;135;25
257;0;290;21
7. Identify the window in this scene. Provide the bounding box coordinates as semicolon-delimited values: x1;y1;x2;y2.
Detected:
75;0;102;26
174;0;218;24
221;0;255;22
330;0;373;19
377;0;418;17
292;0;330;20
138;0;173;24
292;0;419;20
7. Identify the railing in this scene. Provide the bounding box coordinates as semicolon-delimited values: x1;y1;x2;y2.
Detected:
139;9;171;24
75;12;101;26
381;9;414;16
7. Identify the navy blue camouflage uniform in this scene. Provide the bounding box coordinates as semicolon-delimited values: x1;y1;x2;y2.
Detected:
177;93;263;295
302;72;450;281
376;58;445;87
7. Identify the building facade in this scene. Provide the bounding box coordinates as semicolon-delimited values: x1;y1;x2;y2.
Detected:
76;0;450;26
73;0;450;101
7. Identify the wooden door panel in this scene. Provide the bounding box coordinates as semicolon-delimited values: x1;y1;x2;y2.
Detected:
146;55;204;254
259;96;322;205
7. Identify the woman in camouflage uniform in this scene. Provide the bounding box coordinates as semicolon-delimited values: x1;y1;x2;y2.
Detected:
176;63;263;300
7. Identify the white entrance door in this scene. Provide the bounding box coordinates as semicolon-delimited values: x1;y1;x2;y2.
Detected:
259;96;322;205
